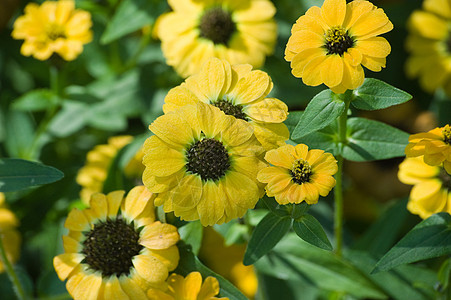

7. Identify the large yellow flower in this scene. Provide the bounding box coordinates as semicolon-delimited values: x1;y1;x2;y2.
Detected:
257;144;338;205
12;0;92;61
285;0;393;93
398;157;451;219
53;186;180;299
405;0;451;96
163;57;289;151
0;193;21;273
142;102;267;226
147;272;228;300
156;0;277;78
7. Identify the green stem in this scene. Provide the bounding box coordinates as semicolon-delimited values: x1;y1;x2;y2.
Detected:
0;235;27;300
123;30;152;72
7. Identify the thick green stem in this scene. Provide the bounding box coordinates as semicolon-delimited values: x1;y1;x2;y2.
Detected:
0;235;26;300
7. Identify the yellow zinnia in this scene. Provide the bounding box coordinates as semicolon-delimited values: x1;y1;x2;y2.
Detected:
142;102;267;226
405;0;451;96
156;0;277;78
147;272;228;300
0;193;21;273
257;144;338;205
163;57;289;151
12;0;92;61
405;125;451;173
398;157;451;219
285;0;393;93
53;186;180;299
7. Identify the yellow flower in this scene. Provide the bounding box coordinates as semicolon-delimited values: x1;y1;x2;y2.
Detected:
285;0;393;93
257;144;338;205
12;0;92;61
405;0;451;96
147;272;228;300
53;186;180;299
163;57;289;151
398;157;451;219
405;125;451;173
0;193;21;273
76;136;144;205
142;102;267;226
156;0;277;78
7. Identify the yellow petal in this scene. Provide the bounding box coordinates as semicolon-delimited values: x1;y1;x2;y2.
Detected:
252;122;289;151
107;190;125;219
89;193;108;221
343;0;374;29
321;55;344;88
53;253;84;281
122;186;154;221
350;8;391;37
103;276;129;300
149;113;195;148
163;85;200;114
245;98;288;123
343;47;363;66
408;11;448;40
64;209;90;232
198;276;221;299
119;275;149;300
62;235;80;253
302;55;328;87
321;0;347;27
193;58;227;101
356;37;391;58
133;252;168;284
182;272;203;300
147;288;173;300
66;270;102;300
169;174;203;209
219;117;254;147
340;60;364;90
142;137;186;177
264;145;296;169
149;245;180;271
229;70;271;104
140;221;180;249
286;30;324;54
361;55;386;72
196;181;225;226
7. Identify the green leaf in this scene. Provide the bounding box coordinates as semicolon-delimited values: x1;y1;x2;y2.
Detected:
293;214;332;251
243;212;292;265
12;89;59;112
373;213;451;273
261;196;289;217
178;221;203;256
5;111;35;159
48;101;89;137
299;121;338;154
284;110;303;134
291;89;345;140
352;78;412;111
0;158;64;192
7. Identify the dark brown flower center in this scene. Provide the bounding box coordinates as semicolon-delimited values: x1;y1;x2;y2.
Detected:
324;27;354;56
439;168;451;189
46;23;66;40
186;138;230;181
199;7;236;45
291;159;312;184
81;218;142;277
212;99;247;120
442;125;451;145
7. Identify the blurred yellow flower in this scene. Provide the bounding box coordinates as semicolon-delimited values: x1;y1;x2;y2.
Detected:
0;193;21;273
398;157;451;219
142;102;267;226
12;0;92;61
156;0;277;78
164;57;289;151
405;125;451;173
53;186;180;299
405;0;451;96
147;271;228;300
285;0;393;93
258;144;338;205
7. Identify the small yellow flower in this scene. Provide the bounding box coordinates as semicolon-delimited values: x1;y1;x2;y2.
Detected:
257;144;338;205
164;57;289;151
0;193;21;273
156;0;277;78
142;102;267;226
12;0;92;61
398;157;451;219
147;272;228;300
53;186;180;299
285;0;393;93
405;125;451;173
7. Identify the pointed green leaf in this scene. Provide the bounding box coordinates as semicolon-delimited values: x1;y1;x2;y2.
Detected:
291;90;345;140
5;111;35;158
352;78;412;111
293;214;332;251
373;213;451;273
244;212;292;265
178;221;203;255
0;158;64;192
48;101;89;137
12;89;59;112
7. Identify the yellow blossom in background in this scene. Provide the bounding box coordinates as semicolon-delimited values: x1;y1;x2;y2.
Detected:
0;193;21;273
285;0;393;93
405;125;451;173
405;0;451;96
142;102;267;226
12;0;92;61
147;271;228;300
398;157;451;219
258;144;338;205
164;57;289;151
53;186;180;299
156;0;277;78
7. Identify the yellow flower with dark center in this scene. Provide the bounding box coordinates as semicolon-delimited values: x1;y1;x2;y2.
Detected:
163;57;289;151
53;186;180;299
405;0;451;96
0;193;21;273
285;0;393;93
398;157;451;219
156;0;277;78
12;0;92;61
147;271;228;300
405;125;451;173
142;102;267;226
257;144;338;205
